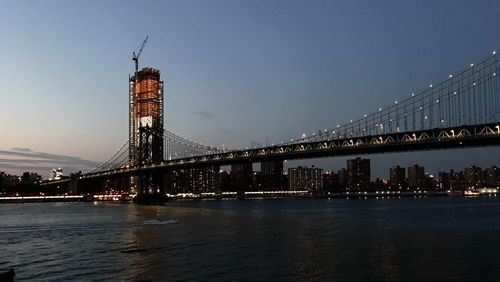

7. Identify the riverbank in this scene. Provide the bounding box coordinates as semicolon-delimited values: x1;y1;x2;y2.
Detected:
1;189;497;203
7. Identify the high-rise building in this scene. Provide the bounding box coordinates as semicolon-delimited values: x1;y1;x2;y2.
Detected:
288;166;323;191
231;163;253;191
164;166;221;194
322;171;334;191
408;165;425;188
260;161;283;190
390;165;406;189
464;165;482;188
346;157;370;190
485;166;499;187
337;168;348;188
129;67;164;165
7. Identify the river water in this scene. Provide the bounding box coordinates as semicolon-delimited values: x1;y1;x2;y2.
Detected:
1;197;500;281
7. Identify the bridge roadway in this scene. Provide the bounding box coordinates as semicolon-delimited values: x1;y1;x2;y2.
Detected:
57;122;499;183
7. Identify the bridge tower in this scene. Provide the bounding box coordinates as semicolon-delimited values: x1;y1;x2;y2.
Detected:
129;67;164;166
129;67;165;201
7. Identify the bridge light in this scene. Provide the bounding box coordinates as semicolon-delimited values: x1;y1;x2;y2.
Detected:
332;131;335;134
470;63;474;67
494;73;497;76
411;93;415;97
454;91;457;95
364;114;367;117
337;124;340;128
473;82;476;86
436;99;439;103
449;74;453;78
494;51;497;55
429;84;433;88
424;116;428;120
379;108;382;111
441;119;444;123
420;106;423;110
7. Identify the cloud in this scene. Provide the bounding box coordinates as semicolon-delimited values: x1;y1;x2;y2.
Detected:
0;148;100;176
10;147;31;152
192;111;216;119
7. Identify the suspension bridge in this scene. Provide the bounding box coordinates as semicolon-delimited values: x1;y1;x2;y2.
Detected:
42;49;500;200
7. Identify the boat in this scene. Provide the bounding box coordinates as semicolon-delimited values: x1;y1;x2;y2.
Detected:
143;219;178;225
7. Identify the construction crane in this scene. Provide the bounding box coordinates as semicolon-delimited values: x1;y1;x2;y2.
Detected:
130;35;149;166
132;35;149;74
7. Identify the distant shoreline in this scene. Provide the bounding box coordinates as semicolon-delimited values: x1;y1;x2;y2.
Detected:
0;190;497;204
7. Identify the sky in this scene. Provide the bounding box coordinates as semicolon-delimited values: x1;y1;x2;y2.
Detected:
1;0;500;178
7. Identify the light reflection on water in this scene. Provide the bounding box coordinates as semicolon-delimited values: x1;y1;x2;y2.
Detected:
1;197;500;281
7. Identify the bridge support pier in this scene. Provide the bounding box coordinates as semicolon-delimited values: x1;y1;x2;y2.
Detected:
134;172;167;204
68;178;78;195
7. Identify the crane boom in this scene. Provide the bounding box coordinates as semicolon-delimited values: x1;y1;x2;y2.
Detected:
132;36;149;73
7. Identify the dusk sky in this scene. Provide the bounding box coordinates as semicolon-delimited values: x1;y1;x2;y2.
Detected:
1;0;500;177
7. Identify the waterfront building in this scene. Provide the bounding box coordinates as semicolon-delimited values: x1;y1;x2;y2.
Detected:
260;161;283;190
165;166;221;194
390;165;406;189
408;165;425;189
337;168;348;189
231;163;253;191
464;165;482;189
346;157;370;190
288;166;323;191
485;166;499;188
322;171;335;192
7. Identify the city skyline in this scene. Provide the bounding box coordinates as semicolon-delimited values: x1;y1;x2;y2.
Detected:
1;0;500;177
